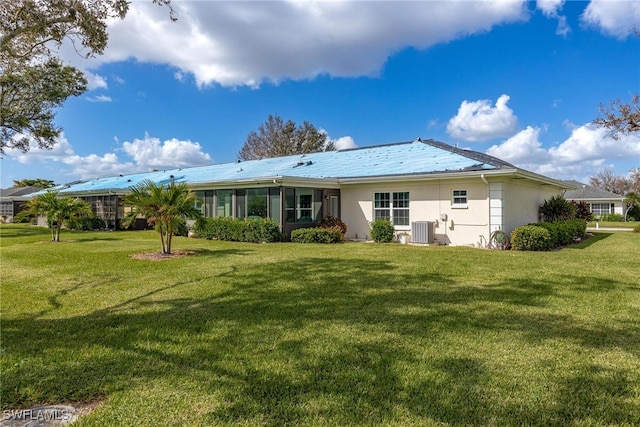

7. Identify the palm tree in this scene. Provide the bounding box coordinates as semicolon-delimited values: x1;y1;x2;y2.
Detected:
122;180;202;254
15;190;93;241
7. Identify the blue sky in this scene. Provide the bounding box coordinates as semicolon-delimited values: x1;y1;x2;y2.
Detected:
2;0;639;188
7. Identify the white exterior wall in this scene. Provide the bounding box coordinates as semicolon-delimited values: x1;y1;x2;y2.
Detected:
340;176;565;247
340;178;492;246
501;180;563;233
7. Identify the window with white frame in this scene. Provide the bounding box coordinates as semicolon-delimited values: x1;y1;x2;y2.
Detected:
374;192;409;226
590;203;612;216
452;189;468;208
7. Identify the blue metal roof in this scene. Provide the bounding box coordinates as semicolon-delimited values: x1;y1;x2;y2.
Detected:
53;139;516;194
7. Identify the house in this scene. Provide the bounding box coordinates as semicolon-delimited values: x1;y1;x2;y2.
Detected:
563;181;626;218
0;186;40;223
48;139;571;246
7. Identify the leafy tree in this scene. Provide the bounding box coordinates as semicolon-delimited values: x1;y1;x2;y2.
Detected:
539;195;575;223
13;178;56;188
15;189;92;241
1;58;87;154
122;180;202;254
238;114;334;160
0;0;173;154
623;192;640;221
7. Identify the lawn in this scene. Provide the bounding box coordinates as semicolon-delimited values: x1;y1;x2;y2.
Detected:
1;224;639;426
587;220;638;229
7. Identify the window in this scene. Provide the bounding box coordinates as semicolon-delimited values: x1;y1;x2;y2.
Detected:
284;188;322;223
246;188;268;218
329;195;339;218
452;189;467;208
0;202;13;216
590;203;612;216
216;190;233;217
269;188;281;223
194;191;214;217
393;192;410;226
235;190;246;219
374;192;409;226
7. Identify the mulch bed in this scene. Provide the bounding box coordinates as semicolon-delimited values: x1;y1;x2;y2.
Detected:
130;251;195;261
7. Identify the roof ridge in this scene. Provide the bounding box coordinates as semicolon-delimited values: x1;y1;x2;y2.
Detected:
420;139;516;169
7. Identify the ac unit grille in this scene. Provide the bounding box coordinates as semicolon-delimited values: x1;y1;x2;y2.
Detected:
411;221;435;244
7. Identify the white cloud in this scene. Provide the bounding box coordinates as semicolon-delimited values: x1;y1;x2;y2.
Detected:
537;0;564;16
486;126;550;166
85;72;108;90
582;0;640;39
121;133;212;169
5;133;212;180
332;136;357;151
85;94;112;103
66;0;528;88
446;94;519;142
8;136;76;165
548;124;640;163
486;123;640;179
536;0;570;36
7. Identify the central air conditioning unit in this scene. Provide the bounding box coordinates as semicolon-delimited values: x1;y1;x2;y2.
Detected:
411;221;435;244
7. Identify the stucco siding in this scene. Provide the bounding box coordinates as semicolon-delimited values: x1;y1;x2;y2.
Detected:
501;180;563;233
340;179;491;246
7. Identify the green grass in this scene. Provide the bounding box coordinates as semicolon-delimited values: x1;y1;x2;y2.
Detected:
1;224;639;426
587;220;638;229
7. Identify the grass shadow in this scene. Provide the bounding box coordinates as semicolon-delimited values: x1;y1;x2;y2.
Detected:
2;247;638;425
565;232;613;249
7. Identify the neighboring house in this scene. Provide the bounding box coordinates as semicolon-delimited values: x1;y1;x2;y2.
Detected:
563;180;626;218
48;139;571;246
0;186;40;223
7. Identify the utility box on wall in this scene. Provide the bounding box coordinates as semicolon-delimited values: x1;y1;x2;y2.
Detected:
411;221;435;244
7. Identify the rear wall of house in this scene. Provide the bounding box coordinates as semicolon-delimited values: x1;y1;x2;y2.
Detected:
340;178;491;246
501;180;564;233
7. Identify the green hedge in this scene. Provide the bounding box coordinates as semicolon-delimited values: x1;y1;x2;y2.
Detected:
510;225;553;251
65;216;106;231
600;213;624;222
511;219;587;251
370;218;395;243
194;217;283;243
290;227;343;244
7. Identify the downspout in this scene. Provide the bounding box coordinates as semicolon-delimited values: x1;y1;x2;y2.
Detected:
480;173;490;247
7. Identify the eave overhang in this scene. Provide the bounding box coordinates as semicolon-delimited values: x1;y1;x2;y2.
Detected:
337;168;571;188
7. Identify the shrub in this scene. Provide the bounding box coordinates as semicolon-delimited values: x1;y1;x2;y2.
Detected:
243;218;284;243
66;216;106;231
571;200;594;221
173;218;189;237
510;225;553;251
318;215;347;235
634;224;640;233
539;195;575;223
193;217;282;243
370;218;395;243
290;227;343;244
600;213;624;222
